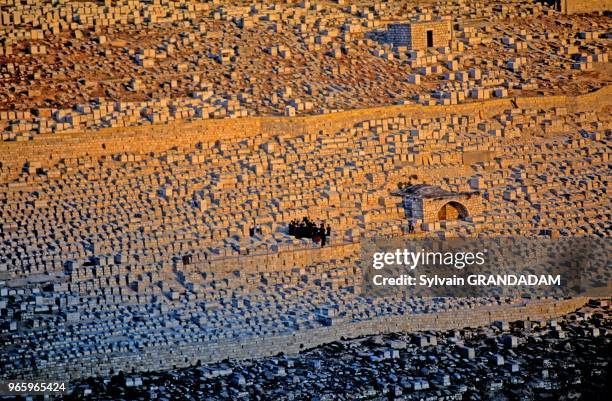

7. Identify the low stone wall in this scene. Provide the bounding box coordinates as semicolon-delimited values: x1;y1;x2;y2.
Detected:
561;0;612;14
1;86;610;170
13;297;588;381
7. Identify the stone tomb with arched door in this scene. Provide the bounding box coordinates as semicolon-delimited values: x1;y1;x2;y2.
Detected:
394;184;481;226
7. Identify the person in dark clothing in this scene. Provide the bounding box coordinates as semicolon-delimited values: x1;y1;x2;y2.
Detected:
319;223;326;246
326;224;331;237
313;221;322;244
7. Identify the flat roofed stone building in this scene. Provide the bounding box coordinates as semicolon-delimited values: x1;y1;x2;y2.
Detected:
387;18;452;50
394;184;481;224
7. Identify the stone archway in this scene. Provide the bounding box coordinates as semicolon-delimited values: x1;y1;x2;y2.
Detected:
437;201;469;221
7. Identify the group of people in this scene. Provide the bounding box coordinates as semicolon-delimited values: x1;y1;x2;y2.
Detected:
288;217;332;246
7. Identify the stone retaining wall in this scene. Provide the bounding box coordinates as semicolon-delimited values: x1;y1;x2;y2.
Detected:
561;0;612;14
14;297;588;381
1;86;610;170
